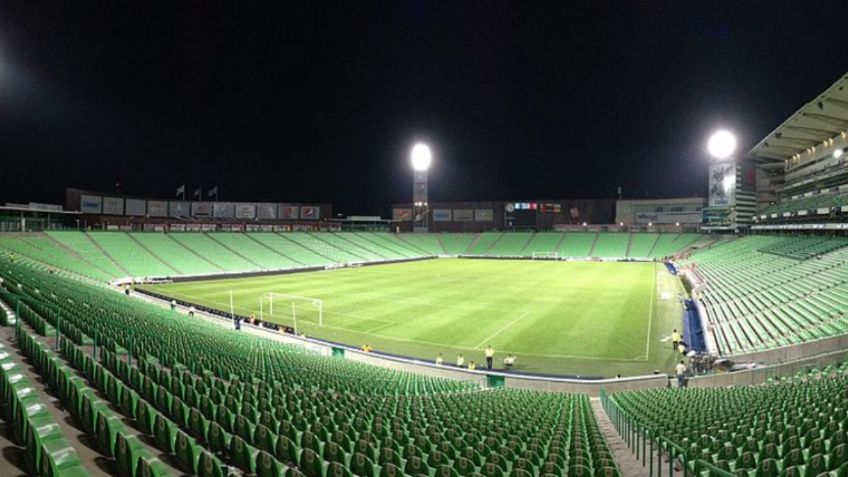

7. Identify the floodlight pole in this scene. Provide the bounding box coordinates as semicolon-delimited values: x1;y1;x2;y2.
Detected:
412;164;429;233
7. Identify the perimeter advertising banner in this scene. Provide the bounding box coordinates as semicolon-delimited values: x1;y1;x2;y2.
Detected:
191;202;212;217
235;203;256;219
474;209;493;222
278;204;299;220
393;208;412;221
147;200;168;217
169;201;190;218
300;205;319;220
125;199;146;216
213;202;235;218
80;194;102;214
453;209;473;222
432;209;452;222
256;203;277;219
102;197;124;215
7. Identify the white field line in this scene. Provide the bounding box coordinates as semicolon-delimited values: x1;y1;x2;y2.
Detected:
644;265;657;360
155;296;645;362
473;311;529;349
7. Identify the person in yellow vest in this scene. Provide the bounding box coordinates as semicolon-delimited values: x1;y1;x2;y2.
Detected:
435;353;444;366
671;329;681;351
456;354;465;367
468;361;477;371
484;345;495;370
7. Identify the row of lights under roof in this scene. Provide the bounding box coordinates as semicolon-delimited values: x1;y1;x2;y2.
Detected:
788;131;847;163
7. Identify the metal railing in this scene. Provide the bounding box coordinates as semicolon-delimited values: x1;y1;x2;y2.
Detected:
599;388;735;477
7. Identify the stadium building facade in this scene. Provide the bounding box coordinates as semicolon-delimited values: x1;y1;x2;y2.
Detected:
65;188;333;231
749;73;848;230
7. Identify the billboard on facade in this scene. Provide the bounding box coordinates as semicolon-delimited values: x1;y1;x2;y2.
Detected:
279;204;299;219
393;208;412;221
147;200;168;217
235;203;257;219
453;209;473;222
709;163;736;207
125;199;146;216
169;201;190;217
256;203;277;219
213;202;235;218
474;209;493;222
191;202;212;217
300;206;320;220
432;209;452;222
102;197;124;215
80;194;102;214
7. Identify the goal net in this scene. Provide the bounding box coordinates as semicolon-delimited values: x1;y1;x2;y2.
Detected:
531;251;559;260
259;293;323;334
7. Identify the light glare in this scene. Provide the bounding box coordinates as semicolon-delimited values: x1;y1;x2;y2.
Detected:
411;143;432;171
707;130;737;159
834;148;844;159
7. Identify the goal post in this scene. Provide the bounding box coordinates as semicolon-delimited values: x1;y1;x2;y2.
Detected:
531;251;559;260
259;293;323;334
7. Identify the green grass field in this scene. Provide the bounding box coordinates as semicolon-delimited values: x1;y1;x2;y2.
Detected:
142;258;685;377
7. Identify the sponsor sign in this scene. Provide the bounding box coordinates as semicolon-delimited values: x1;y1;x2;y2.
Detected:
80;194;102;214
474;209;493;222
147;200;168;217
169;201;190;217
213;202;235;218
453;209;473;222
279;204;299;219
102;197;124;215
192;202;212;217
256;203;277;219
235;203;256;219
432;209;452;222
125;199;146;216
300;205;319;220
393;208;412;221
709;163;736;207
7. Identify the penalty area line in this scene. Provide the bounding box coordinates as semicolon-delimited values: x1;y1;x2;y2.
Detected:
473;311;529;349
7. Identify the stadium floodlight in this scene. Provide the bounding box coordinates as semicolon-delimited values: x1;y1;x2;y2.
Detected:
411;143;432;171
834;148;844;159
707;130;737;159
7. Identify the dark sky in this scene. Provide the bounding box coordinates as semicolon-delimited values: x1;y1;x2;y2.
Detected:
1;1;846;216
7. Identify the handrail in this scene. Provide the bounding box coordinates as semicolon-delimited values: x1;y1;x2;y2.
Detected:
601;386;730;477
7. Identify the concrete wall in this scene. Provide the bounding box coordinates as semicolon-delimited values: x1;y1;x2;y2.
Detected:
690;347;848;388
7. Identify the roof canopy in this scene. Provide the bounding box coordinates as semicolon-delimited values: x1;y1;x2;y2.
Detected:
749;73;848;162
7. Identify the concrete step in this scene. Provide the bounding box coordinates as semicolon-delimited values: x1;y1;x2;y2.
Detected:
590;397;653;477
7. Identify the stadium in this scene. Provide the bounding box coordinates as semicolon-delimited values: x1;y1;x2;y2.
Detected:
2;4;848;477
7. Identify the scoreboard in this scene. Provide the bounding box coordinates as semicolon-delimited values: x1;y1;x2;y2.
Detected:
505;202;563;227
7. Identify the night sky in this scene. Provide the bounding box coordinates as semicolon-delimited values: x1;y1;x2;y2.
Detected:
1;1;846;216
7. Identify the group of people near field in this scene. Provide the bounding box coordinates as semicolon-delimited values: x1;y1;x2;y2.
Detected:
434;345;517;371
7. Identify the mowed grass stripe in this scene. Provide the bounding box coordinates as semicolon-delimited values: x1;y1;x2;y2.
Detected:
143;259;661;374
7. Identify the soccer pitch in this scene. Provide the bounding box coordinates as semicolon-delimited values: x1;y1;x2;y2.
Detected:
142;258;685;377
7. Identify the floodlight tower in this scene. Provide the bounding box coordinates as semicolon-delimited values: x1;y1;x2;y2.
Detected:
704;129;756;232
411;143;432;233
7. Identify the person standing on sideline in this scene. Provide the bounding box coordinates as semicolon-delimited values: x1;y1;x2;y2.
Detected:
234;316;241;331
671;329;681;351
456;354;465;368
435;353;444;366
188;306;196;318
468;361;477;371
675;360;687;388
485;345;495;370
170;300;177;312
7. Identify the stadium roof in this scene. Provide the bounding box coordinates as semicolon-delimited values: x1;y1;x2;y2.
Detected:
749;72;848;163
